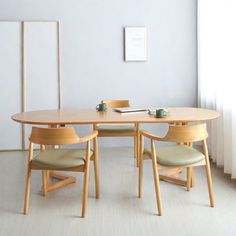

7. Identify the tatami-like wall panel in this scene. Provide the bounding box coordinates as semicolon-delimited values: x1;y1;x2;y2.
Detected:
0;21;61;150
0;22;22;150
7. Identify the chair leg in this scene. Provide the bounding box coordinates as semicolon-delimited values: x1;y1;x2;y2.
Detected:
151;140;163;216
191;168;195;188
186;167;192;191
203;140;214;207
138;134;143;198
81;167;90;218
81;142;91;218
188;142;195;188
136;134;140;167
42;170;48;196
138;163;143;198
134;136;137;159
47;170;50;182
24;167;32;215
205;160;214;207
134;135;138;166
151;161;162;216
93;137;100;199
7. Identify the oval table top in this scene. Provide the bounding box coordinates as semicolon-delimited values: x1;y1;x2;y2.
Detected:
12;107;220;125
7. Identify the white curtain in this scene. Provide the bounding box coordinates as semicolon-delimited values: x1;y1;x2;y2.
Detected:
198;0;236;178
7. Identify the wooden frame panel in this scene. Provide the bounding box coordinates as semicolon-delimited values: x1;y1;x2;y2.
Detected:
0;21;22;150
0;20;62;151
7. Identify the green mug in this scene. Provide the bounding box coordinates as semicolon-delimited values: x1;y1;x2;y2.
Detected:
156;109;167;118
96;103;107;111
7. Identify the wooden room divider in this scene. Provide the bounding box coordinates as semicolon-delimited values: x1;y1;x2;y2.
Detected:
0;20;61;151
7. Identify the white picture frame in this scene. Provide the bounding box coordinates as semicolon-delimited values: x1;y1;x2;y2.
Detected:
125;27;147;62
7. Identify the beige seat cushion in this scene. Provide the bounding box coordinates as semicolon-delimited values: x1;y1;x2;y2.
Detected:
143;145;205;166
32;149;93;169
96;124;136;133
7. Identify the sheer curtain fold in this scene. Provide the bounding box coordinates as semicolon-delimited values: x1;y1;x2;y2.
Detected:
198;0;236;178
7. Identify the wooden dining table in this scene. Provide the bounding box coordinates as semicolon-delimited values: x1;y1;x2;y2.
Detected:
12;107;220;192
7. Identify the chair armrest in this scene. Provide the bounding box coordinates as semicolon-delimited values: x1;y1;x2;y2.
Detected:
79;130;98;143
140;130;164;141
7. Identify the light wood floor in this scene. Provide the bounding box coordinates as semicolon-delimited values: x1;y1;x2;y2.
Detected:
0;147;235;236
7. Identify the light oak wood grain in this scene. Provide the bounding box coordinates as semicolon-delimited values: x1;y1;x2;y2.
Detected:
23;127;100;217
0;148;231;236
12;108;220;196
101;99;130;108
95;100;140;167
12;107;220;125
138;124;214;215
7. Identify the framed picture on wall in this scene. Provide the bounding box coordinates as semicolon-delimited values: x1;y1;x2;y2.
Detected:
125;27;147;62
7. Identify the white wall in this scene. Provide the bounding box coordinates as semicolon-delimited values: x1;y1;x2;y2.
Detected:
0;0;197;147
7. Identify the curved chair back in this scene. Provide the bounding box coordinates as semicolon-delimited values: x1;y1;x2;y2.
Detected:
163;123;208;143
29;127;80;145
101;99;130;108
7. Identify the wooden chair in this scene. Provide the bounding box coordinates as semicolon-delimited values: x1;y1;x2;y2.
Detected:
138;123;214;216
94;100;139;166
23;127;100;218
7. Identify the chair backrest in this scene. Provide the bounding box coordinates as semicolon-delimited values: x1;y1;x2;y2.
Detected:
101;99;130;108
163;123;208;143
29;127;80;145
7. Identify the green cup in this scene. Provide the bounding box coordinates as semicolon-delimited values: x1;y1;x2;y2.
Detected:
96;103;107;111
156;109;167;118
